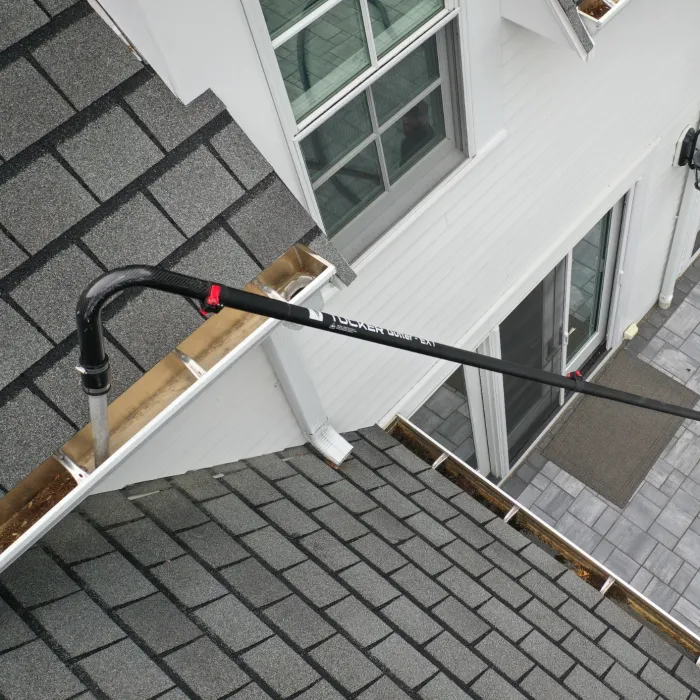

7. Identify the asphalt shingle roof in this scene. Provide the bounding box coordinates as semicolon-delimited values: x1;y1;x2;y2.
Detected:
0;0;354;492
1;426;698;699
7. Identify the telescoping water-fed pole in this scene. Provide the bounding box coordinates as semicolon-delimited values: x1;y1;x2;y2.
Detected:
77;266;700;466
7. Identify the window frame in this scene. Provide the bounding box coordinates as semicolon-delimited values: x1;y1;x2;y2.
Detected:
241;0;470;258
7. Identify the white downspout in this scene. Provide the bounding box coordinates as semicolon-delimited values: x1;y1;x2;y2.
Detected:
263;292;352;466
660;127;700;309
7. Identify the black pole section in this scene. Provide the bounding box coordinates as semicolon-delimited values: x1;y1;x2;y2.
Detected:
77;266;700;423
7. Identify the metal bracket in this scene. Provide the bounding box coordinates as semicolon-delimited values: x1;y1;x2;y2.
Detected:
171;349;206;379
55;449;90;483
504;505;520;523
600;575;615;596
431;453;448;470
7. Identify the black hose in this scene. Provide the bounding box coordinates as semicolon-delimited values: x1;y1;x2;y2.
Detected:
76;266;700;424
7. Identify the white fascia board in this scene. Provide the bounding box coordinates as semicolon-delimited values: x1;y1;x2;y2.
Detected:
0;263;336;574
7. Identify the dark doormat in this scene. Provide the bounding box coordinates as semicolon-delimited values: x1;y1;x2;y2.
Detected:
543;349;699;507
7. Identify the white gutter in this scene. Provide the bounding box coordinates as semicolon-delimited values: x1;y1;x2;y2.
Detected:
0;260;336;574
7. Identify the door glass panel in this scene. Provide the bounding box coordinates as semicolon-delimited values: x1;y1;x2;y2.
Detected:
411;368;477;467
568;214;611;360
260;0;327;40
276;0;370;120
370;0;444;56
500;261;566;462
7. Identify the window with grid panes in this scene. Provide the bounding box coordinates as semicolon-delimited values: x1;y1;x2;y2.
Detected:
260;0;466;258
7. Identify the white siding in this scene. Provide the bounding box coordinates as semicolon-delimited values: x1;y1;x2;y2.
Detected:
99;0;700;487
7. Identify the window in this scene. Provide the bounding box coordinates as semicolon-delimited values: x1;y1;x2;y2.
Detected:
258;0;466;259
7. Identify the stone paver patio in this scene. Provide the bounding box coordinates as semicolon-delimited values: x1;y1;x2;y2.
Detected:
504;258;700;635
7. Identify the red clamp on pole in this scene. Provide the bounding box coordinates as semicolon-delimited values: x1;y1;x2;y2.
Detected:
566;369;584;390
199;284;223;317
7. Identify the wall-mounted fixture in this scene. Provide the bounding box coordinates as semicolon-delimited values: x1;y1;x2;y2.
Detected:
678;127;700;191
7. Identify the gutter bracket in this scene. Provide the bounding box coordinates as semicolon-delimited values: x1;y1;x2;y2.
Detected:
263;318;352;467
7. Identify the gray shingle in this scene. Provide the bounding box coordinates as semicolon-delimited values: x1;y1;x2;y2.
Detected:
150;146;243;235
40;0;79;15
109;517;184;566
106;287;201;370
278;474;333;510
311;634;381;693
561;631;614;676
340;562;399;607
263;499;320;537
390;563;448;608
641;660;691;700
326;596;391;647
0;640;84;700
125;79;224;150
485;518;530;551
483;542;531;578
520;667;578;700
303;229;356;286
315;503;369;541
446;514;495;549
357;425;399;451
137;487;208;531
378;464;424;495
284;560;348;607
195;594;272;651
165;637;249;698
79;490;143;527
243;637;319;698
221;558;290;607
324;480;375;513
0;302;52;392
598;629;648;673
11;245;102;342
41;512;112;564
633;625;683;670
172;226;261;289
0;59;72;160
677;656;700;693
482;568;531;607
0;389;73;490
362;507;413;543
521;543;567;578
520;630;574;678
0;0;47;52
35;339;142;428
559;599;606;639
246;453;295;480
417;469;463;499
359;676;411;700
33;13;141;109
411;489;458;521
228;178;315;265
0;154;94;252
558;570;604;609
58;106;162;201
381;595;442;644
0;547;78;606
83;193;184;268
477;630;534;681
398;537;451;575
116;593;200;654
73;551;155;607
0;234;26;277
437;567;490;608
604;663;656;700
172;470;229;502
478;597;532;642
234;684;274;700
32;591;125;657
350;439;394;468
201;490;266;534
441;539;492;577
424;630;485;685
450;492;496;524
371;633;437;688
243;526;306;570
406;512;455;546
433;596;489;643
300;529;359;571
385;445;430;475
520;599;571;642
594;600;642;641
289;454;342;485
224;468;281;506
351;533;407;573
419;673;472;700
211;121;273;189
471;669;527;700
178;521;247;568
0;598;35;652
151;555;227;608
520;569;567;607
340;459;386;490
564;665;619;700
78;639;173;700
372;484;420;518
263;594;334;649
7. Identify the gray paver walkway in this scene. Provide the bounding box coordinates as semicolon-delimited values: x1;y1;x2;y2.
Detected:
506;260;700;635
